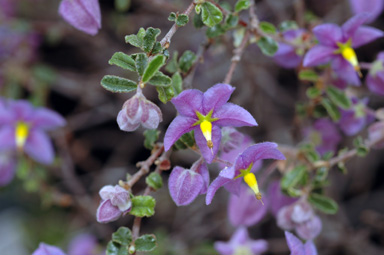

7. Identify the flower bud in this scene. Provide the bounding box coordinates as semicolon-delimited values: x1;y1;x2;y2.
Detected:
368;121;384;149
96;185;131;223
59;0;101;36
32;243;66;255
291;201;314;224
168;166;204;206
296;215;322;240
117;94;162;132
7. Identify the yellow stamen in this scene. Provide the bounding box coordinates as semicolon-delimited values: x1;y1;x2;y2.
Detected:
16;122;29;150
341;47;362;77
200;120;213;150
243;172;264;205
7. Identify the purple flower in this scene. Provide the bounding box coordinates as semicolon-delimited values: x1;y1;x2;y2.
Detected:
267;181;297;217
338;98;374;136
285;231;318;255
215;227;268;255
59;0;101;36
32;243;67;255
168;158;209;206
96;185;131;223
349;0;384;23
164;83;257;163
366;52;384;95
305;118;341;156
277;200;322;240
117;92;162;132
0;99;66;165
274;29;306;68
68;234;99;255
206;142;285;205
0;0;15;20
0;151;16;186
228;185;268;227
368;121;384;149
303;13;383;85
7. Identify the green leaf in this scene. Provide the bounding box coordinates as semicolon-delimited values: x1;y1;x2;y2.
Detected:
135;53;148;76
179;50;197;73
225;14;239;28
144;129;160;150
176;14;189;26
193;12;205;29
112;227;132;246
106;241;129;255
156;85;175;103
101;75;137;93
165;51;179;73
353;136;369;157
171;72;182;95
201;2;223;27
130;196;156;217
206;24;226;38
168;12;177;21
173;139;187;150
135;234;157;252
148;71;172;87
306;87;321;99
125;28;145;48
235;0;250;12
308;193;338;214
326;86;352;110
279;20;299;32
115;0;131;12
143;27;161;53
233;28;245;47
256;36;278;56
281;165;307;190
109;52;136;72
146;172;163;190
321;98;341;121
259;21;277;34
142;55;166;83
299;70;318;82
151;42;163;55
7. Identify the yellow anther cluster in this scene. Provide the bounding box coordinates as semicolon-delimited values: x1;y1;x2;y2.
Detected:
200;120;213;148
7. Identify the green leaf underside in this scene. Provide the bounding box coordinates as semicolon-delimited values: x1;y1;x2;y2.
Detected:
101;75;137;93
130;196;156;217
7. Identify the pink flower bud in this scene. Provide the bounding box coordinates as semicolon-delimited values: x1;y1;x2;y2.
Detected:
296;215;322;240
96;185;131;223
168;166;204;206
59;0;101;36
291;201;314;224
117;94;162;132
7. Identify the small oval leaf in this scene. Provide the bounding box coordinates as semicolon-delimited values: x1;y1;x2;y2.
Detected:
134;234;157;252
130;195;156;217
142;55;166;83
101;75;137;93
109;52;136;72
201;2;223;27
308;193;338;214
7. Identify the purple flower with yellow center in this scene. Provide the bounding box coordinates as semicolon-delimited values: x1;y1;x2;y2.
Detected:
285;231;318;255
273;29;307;68
366;52;384;95
349;0;384;23
303;13;383;85
0;100;65;165
338;97;374;136
59;0;101;36
164;83;257;163
304;118;341;156
206;142;285;205
214;227;268;255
